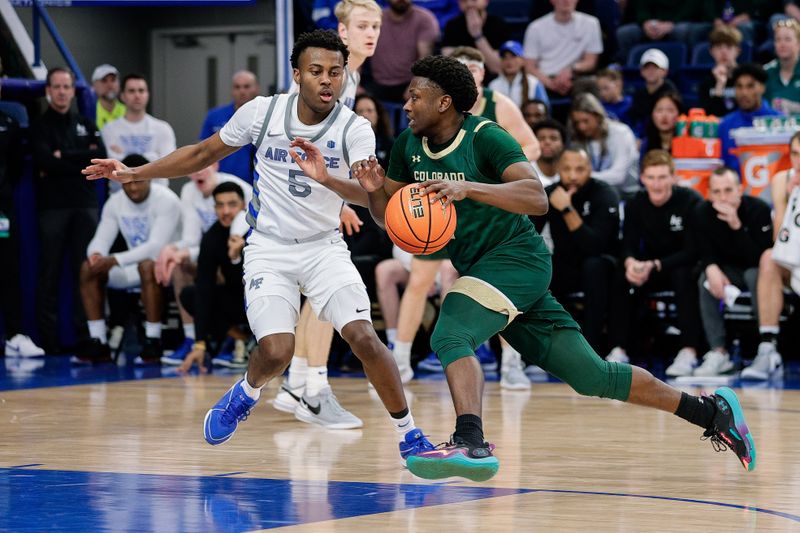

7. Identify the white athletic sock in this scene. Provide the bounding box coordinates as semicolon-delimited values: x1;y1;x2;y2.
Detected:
183;323;195;340
386;328;397;345
144;321;162;339
287;357;308;389
759;325;779;335
392;412;416;435
305;366;329;397
88;320;107;344
393;341;412;367
501;345;521;372
241;372;262;401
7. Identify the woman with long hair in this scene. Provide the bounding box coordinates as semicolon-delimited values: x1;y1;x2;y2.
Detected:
642;91;684;158
355;93;395;168
765;18;800;114
568;92;640;197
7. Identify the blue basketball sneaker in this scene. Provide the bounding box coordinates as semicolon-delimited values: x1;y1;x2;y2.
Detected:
417;352;443;372
399;428;436;466
475;342;497;372
204;379;258;445
161;337;194;365
703;386;757;471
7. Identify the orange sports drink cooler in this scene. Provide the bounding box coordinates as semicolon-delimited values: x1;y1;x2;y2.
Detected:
731;127;795;202
672;109;723;197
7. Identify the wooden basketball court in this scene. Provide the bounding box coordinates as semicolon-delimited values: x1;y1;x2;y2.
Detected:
1;362;798;531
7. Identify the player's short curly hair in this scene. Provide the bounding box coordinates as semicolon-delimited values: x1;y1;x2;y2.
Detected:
290;29;349;69
411;55;478;113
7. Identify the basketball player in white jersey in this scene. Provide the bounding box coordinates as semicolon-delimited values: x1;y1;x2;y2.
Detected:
279;0;383;426
83;30;435;461
157;164;252;367
78;154;181;364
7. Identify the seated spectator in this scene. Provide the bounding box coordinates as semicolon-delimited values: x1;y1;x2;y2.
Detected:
615;1;710;63
719;63;782;170
630;49;679;138
531;147;620;351
157;164;251;367
739;131;800;380
369;0;440;103
568;93;640;197
692;167;772;377
78;155;181;364
523;0;603;97
91;64;125;130
177;182;250;373
705;0;774;47
641;91;684;157
597;68;633;126
699;26;742;117
606;150;703;373
765;18;800;114
488;40;549;110
450;46;540;161
355;94;395;168
531;118;567;186
522;98;549;129
199;71;260;183
441;0;509;75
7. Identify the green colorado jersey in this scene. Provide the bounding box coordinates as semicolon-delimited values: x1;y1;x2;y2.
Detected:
476;88;497;121
387;114;534;273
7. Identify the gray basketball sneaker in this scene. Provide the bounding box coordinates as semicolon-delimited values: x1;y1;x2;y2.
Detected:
294;386;363;429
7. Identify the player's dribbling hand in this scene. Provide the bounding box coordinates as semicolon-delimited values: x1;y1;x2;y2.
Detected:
418;179;469;208
352;156;385;192
83;158;136;183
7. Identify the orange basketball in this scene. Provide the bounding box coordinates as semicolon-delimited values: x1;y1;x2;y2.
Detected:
384;183;457;255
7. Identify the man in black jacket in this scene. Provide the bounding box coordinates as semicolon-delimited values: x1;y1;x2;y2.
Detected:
606;149;703;374
532;147;620;351
692;167;772;377
32;68;105;353
177;181;248;373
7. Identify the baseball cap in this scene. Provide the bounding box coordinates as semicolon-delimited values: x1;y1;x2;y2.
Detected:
499;41;524;57
639;49;669;70
92;64;119;82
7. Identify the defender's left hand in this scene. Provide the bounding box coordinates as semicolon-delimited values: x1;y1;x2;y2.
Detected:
418;180;471;208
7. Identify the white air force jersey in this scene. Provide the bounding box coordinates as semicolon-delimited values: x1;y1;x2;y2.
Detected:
219;93;375;241
87;184;181;267
175;173;253;261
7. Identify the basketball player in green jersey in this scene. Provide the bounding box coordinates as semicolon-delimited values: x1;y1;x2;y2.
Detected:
351;55;756;482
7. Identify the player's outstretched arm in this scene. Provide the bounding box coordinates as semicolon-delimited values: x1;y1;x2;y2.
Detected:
421;161;548;215
83;133;239;184
288;137;369;206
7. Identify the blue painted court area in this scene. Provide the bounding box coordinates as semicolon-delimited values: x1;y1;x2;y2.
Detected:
0;467;531;532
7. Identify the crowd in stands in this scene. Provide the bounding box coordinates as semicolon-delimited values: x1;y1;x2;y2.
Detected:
2;0;799;399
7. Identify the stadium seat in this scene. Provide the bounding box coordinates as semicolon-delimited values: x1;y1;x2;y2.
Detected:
487;0;533;42
691;40;753;67
382;101;409;135
626;42;688;71
0;101;29;128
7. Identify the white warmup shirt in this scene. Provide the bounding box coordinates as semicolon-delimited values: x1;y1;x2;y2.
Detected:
87;184;181;267
174;173;253;261
219;93;374;241
101;114;177;190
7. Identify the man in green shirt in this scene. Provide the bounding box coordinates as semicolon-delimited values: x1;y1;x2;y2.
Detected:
92;64;126;130
353;55;757;482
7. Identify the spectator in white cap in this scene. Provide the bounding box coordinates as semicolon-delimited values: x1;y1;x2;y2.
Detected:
488;40;549;110
92;64;125;130
630;48;678;138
